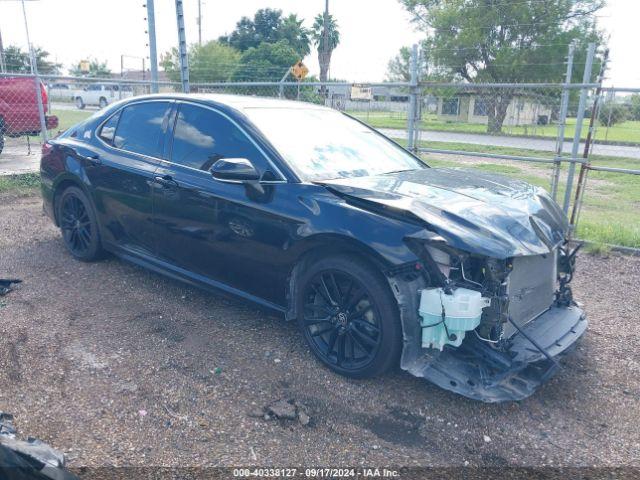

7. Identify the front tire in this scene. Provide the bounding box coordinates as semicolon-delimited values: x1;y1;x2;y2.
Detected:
56;186;103;261
295;255;402;379
98;97;108;109
75;97;85;109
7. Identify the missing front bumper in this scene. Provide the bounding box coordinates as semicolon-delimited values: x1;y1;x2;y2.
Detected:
388;271;587;403
407;305;586;402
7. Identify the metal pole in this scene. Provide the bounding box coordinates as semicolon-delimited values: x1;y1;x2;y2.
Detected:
569;48;609;230
562;42;595;214
278;67;290;99
20;0;47;142
197;0;202;46
407;44;418;151
550;43;574;200
320;0;329;98
175;0;190;93
147;0;159;93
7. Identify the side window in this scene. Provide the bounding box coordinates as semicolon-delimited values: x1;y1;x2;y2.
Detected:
112;102;171;157
98;110;121;144
170;104;269;173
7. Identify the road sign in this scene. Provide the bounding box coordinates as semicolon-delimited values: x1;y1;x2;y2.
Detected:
291;61;309;81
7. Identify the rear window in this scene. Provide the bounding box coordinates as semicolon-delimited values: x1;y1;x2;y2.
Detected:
111;102;171;157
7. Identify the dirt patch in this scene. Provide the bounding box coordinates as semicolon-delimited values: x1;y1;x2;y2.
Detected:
0;193;639;469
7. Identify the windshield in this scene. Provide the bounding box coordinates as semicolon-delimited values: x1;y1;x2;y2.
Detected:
243;107;425;181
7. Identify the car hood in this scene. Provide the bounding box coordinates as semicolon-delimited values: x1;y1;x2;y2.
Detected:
321;168;568;259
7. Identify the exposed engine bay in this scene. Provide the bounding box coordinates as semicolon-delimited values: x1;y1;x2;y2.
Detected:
388;239;585;402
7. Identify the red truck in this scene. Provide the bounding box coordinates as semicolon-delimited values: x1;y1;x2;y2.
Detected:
0;76;59;155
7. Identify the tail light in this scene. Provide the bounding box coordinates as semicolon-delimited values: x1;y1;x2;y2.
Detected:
41;142;53;155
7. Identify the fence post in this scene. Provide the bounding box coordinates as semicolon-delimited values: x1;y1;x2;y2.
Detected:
28;49;48;144
569;48;609;232
562;42;595;214
407;44;418;152
175;0;190;93
550;43;574;200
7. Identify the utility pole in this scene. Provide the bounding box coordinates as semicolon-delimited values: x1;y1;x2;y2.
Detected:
197;0;202;46
146;0;159;93
175;0;190;93
319;0;330;98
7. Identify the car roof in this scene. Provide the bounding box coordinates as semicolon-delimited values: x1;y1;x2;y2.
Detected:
126;93;332;113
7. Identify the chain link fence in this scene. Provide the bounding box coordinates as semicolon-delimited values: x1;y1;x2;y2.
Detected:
1;72;638;250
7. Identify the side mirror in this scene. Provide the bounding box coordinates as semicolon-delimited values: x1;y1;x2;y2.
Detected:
210;158;260;183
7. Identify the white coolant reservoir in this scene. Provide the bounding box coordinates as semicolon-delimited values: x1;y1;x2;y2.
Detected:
419;287;492;350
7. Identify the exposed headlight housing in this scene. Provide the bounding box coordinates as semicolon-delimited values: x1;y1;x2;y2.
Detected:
424;245;451;277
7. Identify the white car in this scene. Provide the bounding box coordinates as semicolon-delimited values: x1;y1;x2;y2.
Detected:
74;83;134;109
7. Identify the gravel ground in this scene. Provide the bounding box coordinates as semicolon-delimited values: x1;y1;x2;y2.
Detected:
0;193;639;470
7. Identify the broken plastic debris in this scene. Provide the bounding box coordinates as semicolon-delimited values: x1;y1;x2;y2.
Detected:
0;279;22;296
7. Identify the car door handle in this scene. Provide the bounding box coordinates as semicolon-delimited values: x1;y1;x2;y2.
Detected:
78;152;101;164
154;175;179;188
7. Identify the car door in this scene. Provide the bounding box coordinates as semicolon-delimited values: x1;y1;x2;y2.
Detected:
84;84;101;105
152;101;295;305
82;99;172;255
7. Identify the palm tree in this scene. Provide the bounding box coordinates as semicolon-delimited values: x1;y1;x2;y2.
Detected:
310;13;340;91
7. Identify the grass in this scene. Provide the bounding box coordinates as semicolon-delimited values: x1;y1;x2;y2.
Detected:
49;108;95;132
350;110;640;144
0;173;41;196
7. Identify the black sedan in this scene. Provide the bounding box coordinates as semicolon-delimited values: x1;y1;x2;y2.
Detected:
40;94;586;402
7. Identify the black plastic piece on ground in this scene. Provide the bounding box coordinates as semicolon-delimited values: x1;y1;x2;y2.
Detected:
0;279;22;296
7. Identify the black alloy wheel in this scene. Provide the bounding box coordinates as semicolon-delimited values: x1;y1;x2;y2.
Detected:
57;187;103;261
297;255;402;378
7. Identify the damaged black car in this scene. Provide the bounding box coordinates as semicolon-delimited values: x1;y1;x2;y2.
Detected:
40;94;586;402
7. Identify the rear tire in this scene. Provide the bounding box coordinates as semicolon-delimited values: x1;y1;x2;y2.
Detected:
98;97;108;109
295;254;402;379
56;186;104;262
75;97;85;110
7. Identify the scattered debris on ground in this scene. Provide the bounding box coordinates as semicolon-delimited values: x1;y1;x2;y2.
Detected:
0;279;21;296
249;399;312;426
0;411;78;480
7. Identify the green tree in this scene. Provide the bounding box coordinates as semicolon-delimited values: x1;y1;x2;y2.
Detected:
69;58;111;77
280;14;311;58
231;40;298;82
310;13;340;87
598;102;628;127
628;94;640;121
161;41;241;83
3;45;61;74
220;8;309;58
400;0;605;133
386;43;450;82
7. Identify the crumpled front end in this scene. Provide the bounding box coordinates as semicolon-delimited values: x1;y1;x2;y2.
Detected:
387;240;586;403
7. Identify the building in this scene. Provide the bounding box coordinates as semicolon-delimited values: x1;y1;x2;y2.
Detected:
436;93;553;126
